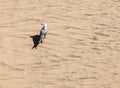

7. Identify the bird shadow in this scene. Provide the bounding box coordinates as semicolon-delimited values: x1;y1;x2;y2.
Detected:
30;35;40;49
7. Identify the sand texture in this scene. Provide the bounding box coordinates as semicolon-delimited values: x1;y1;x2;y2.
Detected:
0;0;120;88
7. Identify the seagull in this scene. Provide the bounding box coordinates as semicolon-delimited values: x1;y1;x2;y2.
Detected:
39;23;47;43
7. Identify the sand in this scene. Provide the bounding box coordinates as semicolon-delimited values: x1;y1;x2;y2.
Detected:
0;0;120;88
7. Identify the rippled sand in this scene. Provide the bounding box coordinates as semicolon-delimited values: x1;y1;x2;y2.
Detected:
0;0;120;88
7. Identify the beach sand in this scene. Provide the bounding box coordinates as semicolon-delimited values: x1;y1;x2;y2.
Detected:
0;0;120;88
